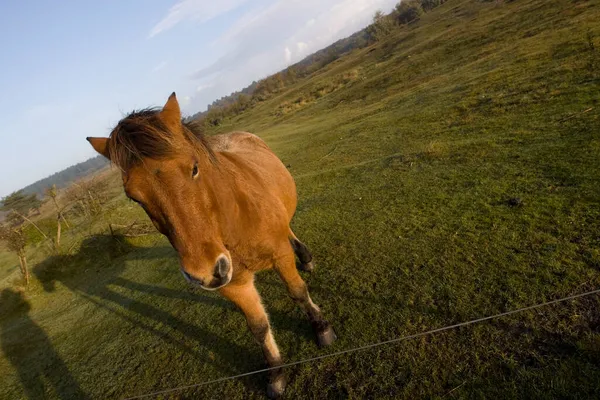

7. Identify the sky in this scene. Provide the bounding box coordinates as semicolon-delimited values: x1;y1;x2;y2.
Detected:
0;0;398;198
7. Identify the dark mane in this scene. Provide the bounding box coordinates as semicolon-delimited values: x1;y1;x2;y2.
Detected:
108;108;214;171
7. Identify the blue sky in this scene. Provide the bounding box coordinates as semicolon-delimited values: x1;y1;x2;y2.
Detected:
0;0;398;198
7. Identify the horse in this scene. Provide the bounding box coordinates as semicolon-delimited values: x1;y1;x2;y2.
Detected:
86;93;336;398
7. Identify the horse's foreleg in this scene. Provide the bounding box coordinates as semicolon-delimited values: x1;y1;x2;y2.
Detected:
275;250;337;347
219;278;285;399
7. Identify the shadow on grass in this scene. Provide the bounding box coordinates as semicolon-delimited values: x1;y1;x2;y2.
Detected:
0;289;90;400
30;234;312;396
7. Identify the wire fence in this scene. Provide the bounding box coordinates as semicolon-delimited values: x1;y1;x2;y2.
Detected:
125;288;600;399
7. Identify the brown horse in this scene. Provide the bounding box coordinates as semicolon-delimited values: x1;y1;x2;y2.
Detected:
86;93;336;398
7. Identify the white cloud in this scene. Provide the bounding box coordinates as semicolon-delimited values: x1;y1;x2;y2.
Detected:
150;61;168;74
197;83;215;92
297;41;309;55
149;0;250;38
214;1;281;46
284;47;292;64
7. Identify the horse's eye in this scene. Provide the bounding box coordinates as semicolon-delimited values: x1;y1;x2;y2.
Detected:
192;162;199;179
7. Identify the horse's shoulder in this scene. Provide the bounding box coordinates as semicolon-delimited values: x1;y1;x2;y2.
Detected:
210;131;269;153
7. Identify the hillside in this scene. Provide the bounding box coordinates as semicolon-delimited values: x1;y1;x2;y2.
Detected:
1;0;600;399
19;156;109;198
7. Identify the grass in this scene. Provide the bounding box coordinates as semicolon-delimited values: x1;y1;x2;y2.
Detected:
1;0;600;398
0;246;19;284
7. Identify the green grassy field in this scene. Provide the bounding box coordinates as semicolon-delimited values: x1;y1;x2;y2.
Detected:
2;0;600;398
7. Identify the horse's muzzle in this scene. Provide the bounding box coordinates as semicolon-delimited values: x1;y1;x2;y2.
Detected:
180;255;232;291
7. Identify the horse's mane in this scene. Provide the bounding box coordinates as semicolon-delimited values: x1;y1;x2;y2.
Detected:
108;108;215;171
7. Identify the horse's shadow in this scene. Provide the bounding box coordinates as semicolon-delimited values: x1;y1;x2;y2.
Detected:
31;234;311;396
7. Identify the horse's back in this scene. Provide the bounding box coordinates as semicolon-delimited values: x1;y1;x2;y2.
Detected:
211;131;297;222
210;131;270;153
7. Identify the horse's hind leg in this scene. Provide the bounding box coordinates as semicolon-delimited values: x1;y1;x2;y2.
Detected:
289;231;314;272
275;248;336;347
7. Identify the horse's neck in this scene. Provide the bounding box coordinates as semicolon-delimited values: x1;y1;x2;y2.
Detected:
209;157;249;235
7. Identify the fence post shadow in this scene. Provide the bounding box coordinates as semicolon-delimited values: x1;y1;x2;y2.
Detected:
0;288;90;399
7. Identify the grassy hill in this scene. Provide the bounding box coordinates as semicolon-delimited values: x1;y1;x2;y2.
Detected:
1;0;600;399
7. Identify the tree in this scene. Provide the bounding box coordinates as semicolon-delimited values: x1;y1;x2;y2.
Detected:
272;73;285;91
1;190;41;217
285;66;298;83
0;225;30;285
231;94;251;114
45;185;69;249
202;107;225;127
395;0;424;24
1;196;49;243
368;10;396;42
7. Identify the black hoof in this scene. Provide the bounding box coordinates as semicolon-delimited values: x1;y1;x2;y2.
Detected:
266;375;286;399
317;325;337;348
297;261;315;272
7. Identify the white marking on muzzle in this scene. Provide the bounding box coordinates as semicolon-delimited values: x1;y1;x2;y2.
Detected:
195;254;233;292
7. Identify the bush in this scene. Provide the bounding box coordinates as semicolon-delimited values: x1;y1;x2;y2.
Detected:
64;177;109;218
396;0;424;24
421;0;445;11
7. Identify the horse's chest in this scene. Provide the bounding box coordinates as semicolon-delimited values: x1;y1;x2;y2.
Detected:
229;243;276;272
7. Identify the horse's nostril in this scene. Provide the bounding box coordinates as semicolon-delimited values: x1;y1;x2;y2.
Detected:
214;257;230;280
181;269;204;285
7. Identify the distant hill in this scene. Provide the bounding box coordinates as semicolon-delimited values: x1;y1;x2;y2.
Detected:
20;156;109;198
185;26;373;123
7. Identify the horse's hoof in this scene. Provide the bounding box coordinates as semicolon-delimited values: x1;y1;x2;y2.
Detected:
317;325;337;347
266;375;286;399
297;261;315;273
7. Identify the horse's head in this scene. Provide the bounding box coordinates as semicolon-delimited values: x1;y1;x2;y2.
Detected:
86;93;232;290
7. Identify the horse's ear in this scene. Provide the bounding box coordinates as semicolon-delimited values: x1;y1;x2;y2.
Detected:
86;137;110;160
160;92;181;131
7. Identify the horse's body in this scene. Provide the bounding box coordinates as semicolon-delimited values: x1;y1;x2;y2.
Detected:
87;93;335;398
207;131;299;274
